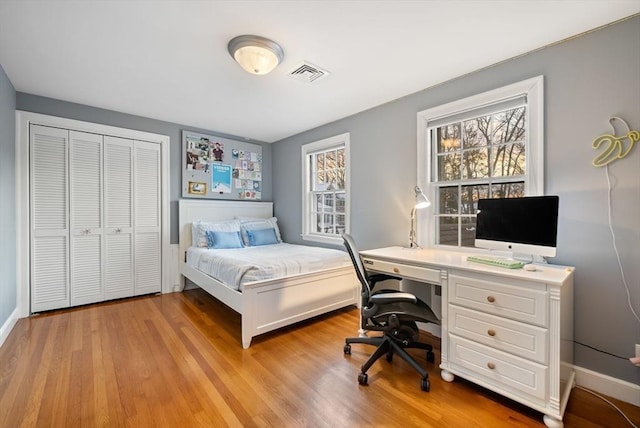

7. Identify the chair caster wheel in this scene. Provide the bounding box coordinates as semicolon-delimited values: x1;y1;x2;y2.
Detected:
344;344;351;355
358;372;368;385
421;377;430;392
386;351;393;362
426;351;435;363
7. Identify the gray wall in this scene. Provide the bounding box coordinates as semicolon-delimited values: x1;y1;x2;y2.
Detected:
15;94;274;244
0;64;16;329
272;17;640;384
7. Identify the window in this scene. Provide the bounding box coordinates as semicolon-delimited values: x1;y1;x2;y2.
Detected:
301;133;350;245
417;76;544;249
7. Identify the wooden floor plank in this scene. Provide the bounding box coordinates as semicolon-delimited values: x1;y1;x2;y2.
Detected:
1;289;638;428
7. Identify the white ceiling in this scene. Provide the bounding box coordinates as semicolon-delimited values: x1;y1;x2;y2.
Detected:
1;1;638;143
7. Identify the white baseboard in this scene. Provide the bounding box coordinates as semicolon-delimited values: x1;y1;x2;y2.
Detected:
574;365;640;406
170;244;181;292
0;307;20;349
418;321;441;338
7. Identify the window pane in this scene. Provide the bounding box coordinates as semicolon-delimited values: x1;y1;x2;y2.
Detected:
461;217;477;247
315;214;323;233
336;168;345;189
326;150;336;170
336;214;345;234
438;186;459;214
493;107;525;144
316;153;324;170
436;124;460;153
492;142;525;176
437;153;461;181
314;169;325;189
490;182;525;198
463;116;490;148
460;184;489;214
462;148;489;179
326;170;336;187
324;214;334;233
315;194;323;211
336;193;345;213
324;193;334;211
438;216;458;246
337;149;344;167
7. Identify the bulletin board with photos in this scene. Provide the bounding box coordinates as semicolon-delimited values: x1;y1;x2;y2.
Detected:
182;130;263;200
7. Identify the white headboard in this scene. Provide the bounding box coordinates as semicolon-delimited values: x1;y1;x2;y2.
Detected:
178;199;274;259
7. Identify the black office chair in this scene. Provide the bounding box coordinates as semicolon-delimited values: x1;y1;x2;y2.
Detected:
342;234;440;391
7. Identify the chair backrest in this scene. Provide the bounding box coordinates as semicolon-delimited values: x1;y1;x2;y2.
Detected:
342;234;372;299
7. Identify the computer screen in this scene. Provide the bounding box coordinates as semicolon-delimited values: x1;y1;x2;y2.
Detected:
475;196;559;258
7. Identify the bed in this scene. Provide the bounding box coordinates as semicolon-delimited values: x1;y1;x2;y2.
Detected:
178;199;359;348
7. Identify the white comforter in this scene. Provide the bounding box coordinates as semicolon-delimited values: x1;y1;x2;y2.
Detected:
186;243;351;291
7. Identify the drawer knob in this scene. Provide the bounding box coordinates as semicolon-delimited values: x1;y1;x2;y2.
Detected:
487;329;496;337
487;296;495;303
487;362;496;370
393;267;400;273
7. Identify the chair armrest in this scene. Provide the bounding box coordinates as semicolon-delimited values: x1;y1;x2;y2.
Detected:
369;292;417;305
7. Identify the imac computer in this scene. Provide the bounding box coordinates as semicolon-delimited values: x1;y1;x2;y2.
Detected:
475;196;559;258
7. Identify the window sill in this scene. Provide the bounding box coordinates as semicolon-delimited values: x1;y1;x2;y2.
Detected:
301;233;343;246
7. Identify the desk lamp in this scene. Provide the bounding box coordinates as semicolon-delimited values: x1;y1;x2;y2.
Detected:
409;186;430;248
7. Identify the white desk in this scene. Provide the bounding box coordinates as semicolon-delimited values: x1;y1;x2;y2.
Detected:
359;246;575;428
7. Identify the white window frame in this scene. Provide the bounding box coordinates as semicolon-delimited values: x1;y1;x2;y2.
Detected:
417;76;544;250
301;132;351;245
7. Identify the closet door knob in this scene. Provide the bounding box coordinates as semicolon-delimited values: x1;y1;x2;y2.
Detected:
487;329;496;337
487;362;496;370
487;296;495;303
393;267;400;273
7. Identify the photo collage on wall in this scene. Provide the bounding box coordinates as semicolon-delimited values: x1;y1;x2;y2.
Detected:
183;131;262;200
231;149;262;200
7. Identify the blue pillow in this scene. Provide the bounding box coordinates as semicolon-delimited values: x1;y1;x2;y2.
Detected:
205;230;244;249
246;228;278;246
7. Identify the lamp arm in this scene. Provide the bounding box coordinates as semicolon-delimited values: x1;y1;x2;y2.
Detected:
409;186;430;248
409;207;418;248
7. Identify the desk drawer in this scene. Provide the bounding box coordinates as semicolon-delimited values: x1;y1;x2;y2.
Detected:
363;258;442;284
449;335;547;401
449;305;548;364
450;274;547;327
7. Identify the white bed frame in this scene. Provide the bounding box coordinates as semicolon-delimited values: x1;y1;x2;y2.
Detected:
178;199;358;348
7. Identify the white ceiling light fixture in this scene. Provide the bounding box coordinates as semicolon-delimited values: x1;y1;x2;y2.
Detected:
228;35;284;76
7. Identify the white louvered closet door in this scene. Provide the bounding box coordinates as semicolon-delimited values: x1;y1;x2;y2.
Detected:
104;136;134;300
30;125;70;312
134;141;161;295
69;130;104;306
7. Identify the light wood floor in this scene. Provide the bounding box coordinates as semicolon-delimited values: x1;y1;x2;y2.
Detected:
1;289;638;428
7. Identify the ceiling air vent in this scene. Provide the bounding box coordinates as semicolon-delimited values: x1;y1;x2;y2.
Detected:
287;61;329;83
